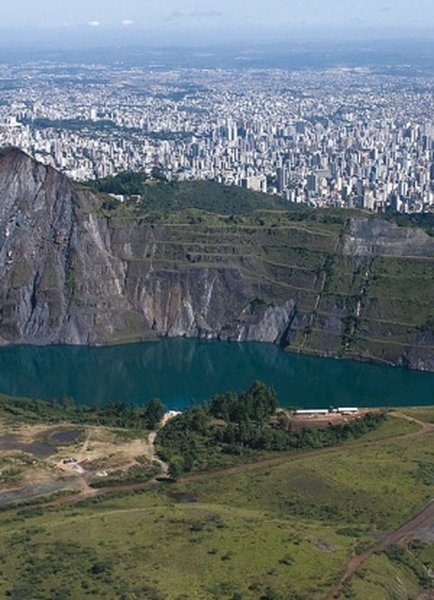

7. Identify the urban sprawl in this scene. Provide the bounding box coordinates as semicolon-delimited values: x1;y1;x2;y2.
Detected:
1;61;434;213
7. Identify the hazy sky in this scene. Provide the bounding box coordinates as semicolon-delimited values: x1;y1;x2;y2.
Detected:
0;0;433;41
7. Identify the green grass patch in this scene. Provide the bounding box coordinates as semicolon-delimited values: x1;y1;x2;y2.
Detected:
0;492;353;600
181;434;434;532
0;410;432;599
399;407;434;423
349;414;421;441
351;552;422;599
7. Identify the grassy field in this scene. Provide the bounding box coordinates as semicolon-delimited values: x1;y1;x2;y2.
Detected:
0;413;432;599
0;496;353;599
400;406;434;424
350;552;424;600
348;414;420;441
178;424;433;533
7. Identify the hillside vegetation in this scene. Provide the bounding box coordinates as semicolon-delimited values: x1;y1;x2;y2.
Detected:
88;175;286;214
156;382;386;476
0;394;164;430
82;173;434;368
0;405;433;600
101;193;434;368
1;148;434;369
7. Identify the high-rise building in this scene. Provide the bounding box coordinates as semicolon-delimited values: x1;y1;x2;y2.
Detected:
307;173;318;194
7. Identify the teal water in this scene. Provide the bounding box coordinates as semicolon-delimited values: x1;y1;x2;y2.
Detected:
0;338;433;409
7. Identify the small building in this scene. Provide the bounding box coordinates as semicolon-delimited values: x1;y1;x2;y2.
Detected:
166;410;182;418
336;407;359;415
294;409;329;416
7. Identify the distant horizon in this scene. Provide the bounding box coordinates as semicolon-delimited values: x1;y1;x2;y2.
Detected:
1;0;434;49
1;28;434;53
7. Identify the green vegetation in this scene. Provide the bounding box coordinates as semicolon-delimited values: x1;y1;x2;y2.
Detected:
136;180;286;215
156;382;386;476
0;492;354;600
83;177;434;367
0;411;432;599
386;209;434;236
184;424;433;533
349;541;434;599
0;394;164;431
350;551;424;599
89;175;287;215
85;171;149;197
348;413;419;441
30;117;117;131
88;173;361;221
88;464;160;489
0;468;22;486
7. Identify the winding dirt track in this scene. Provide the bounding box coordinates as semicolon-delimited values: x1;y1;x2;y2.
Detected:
3;411;433;512
327;412;434;600
2;409;434;600
327;500;434;600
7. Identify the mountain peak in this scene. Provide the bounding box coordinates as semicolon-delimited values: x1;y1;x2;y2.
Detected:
0;146;33;163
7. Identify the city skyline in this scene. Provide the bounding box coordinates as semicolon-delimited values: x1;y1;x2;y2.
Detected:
1;59;433;215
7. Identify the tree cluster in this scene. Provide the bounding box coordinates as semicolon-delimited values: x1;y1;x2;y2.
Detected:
156;381;386;476
0;394;164;431
86;171;149;198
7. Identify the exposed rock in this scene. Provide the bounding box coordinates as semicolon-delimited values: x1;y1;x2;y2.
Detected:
344;217;434;257
1;149;434;372
238;300;297;344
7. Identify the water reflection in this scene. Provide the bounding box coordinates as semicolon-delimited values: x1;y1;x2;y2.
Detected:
0;339;433;409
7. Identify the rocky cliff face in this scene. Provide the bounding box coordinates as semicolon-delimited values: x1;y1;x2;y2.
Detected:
0;149;300;347
0;149;149;345
1;149;434;371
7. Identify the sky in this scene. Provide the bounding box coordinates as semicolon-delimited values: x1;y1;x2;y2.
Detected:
0;0;433;45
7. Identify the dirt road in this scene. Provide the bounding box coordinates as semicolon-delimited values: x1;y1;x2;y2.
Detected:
328;500;434;599
325;411;434;599
1;410;433;520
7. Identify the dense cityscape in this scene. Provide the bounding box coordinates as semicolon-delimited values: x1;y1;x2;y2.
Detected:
1;60;434;212
2;0;434;593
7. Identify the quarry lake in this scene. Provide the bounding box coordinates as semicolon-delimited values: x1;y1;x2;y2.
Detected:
1;338;434;409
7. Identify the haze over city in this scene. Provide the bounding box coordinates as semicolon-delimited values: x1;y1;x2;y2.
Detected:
0;0;434;46
1;3;434;600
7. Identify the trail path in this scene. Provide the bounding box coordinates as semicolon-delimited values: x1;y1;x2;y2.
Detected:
327;500;434;599
147;431;170;478
1;411;433;525
389;411;434;436
326;410;434;599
